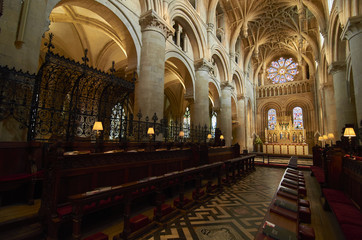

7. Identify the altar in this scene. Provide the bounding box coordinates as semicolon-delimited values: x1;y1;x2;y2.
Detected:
263;143;309;155
263;115;308;156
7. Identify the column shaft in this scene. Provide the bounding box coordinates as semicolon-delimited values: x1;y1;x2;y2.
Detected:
219;83;233;146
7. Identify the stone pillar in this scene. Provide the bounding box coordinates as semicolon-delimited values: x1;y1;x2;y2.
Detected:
322;83;337;138
328;62;357;139
342;16;362;125
190;59;212;128
218;82;233;146
134;10;173;119
235;95;246;149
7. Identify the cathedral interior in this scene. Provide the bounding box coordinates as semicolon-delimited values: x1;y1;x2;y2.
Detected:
0;0;361;240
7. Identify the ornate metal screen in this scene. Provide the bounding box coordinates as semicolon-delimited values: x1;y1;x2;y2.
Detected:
0;66;35;129
27;34;134;142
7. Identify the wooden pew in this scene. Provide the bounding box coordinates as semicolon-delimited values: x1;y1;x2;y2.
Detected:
223;155;256;184
255;168;315;240
0;142;44;205
68;162;224;240
39;142;236;239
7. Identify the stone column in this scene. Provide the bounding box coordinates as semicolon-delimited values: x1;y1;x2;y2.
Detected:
328;62;357;139
134;10;173;119
322;83;337;138
218;82;233;146
235;95;246;149
342;16;362;124
190;59;212;128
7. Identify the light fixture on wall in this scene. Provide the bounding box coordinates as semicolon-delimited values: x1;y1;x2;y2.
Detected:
207;134;212;139
92;121;103;153
93;121;103;136
147;127;155;141
220;135;224;140
344;128;356;155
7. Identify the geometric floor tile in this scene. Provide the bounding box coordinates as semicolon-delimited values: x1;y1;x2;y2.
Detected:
145;167;285;240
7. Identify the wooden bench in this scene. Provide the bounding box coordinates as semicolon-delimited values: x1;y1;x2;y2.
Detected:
39;142;236;239
255;168;315;240
68;162;224;240
223;155;255;184
321;149;362;240
0;142;44;206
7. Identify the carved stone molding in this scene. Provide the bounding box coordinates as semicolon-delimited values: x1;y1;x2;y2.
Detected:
221;82;234;91
207;23;214;32
328;61;346;75
194;59;213;72
237;94;245;101
341;16;362;41
139;10;174;39
184;93;194;104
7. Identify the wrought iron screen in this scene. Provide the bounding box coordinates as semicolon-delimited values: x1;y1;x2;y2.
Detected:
26;34;134;142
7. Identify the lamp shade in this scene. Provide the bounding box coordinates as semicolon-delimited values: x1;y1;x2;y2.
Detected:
323;135;328;140
179;131;185;137
318;136;324;141
92;121;103;131
207;134;212;139
220;135;224;140
147;127;155;135
344;128;356;137
327;133;334;139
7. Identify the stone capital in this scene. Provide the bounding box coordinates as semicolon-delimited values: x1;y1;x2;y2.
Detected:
184;93;194;104
341;16;362;41
207;23;214;32
328;61;346;75
139;10;174;39
194;59;213;72
237;94;245;100
221;82;234;91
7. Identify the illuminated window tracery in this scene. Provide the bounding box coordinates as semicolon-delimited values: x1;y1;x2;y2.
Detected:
267;57;299;84
268;109;277;130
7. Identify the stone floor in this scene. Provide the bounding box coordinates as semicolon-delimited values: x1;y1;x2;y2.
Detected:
144;167;285;240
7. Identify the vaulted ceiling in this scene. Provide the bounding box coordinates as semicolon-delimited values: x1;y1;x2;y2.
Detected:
219;0;324;78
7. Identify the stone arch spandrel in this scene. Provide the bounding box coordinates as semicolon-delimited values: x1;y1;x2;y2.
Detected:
165;51;195;101
209;81;221;110
211;47;230;83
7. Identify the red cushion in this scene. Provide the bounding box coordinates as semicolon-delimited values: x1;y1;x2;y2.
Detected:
114;194;124;201
83;202;97;212
340;224;362;240
299;199;310;207
356;156;362;161
0;173;31;182
154;204;173;216
299;224;315;240
57;204;72;217
323;189;353;205
99;197;111;206
330;203;362;226
83;232;108;240
299;206;311;223
129;214;150;232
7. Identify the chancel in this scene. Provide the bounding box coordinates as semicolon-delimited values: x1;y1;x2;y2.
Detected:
0;0;361;240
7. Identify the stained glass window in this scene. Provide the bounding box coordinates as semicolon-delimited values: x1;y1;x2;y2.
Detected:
267;57;299;84
211;111;217;137
183;107;191;138
293;107;303;129
268;109;277;130
110;103;125;140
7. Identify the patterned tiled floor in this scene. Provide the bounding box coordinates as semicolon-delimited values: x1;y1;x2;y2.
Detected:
145;167;285;240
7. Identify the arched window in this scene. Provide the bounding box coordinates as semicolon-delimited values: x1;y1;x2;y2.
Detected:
293;107;303;129
183;107;191;138
268;109;277;130
267;57;299;84
211;111;217;137
109;103;125;140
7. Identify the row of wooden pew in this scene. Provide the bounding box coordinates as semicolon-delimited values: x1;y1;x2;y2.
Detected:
310;146;362;240
36;141;253;239
255;163;315;240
